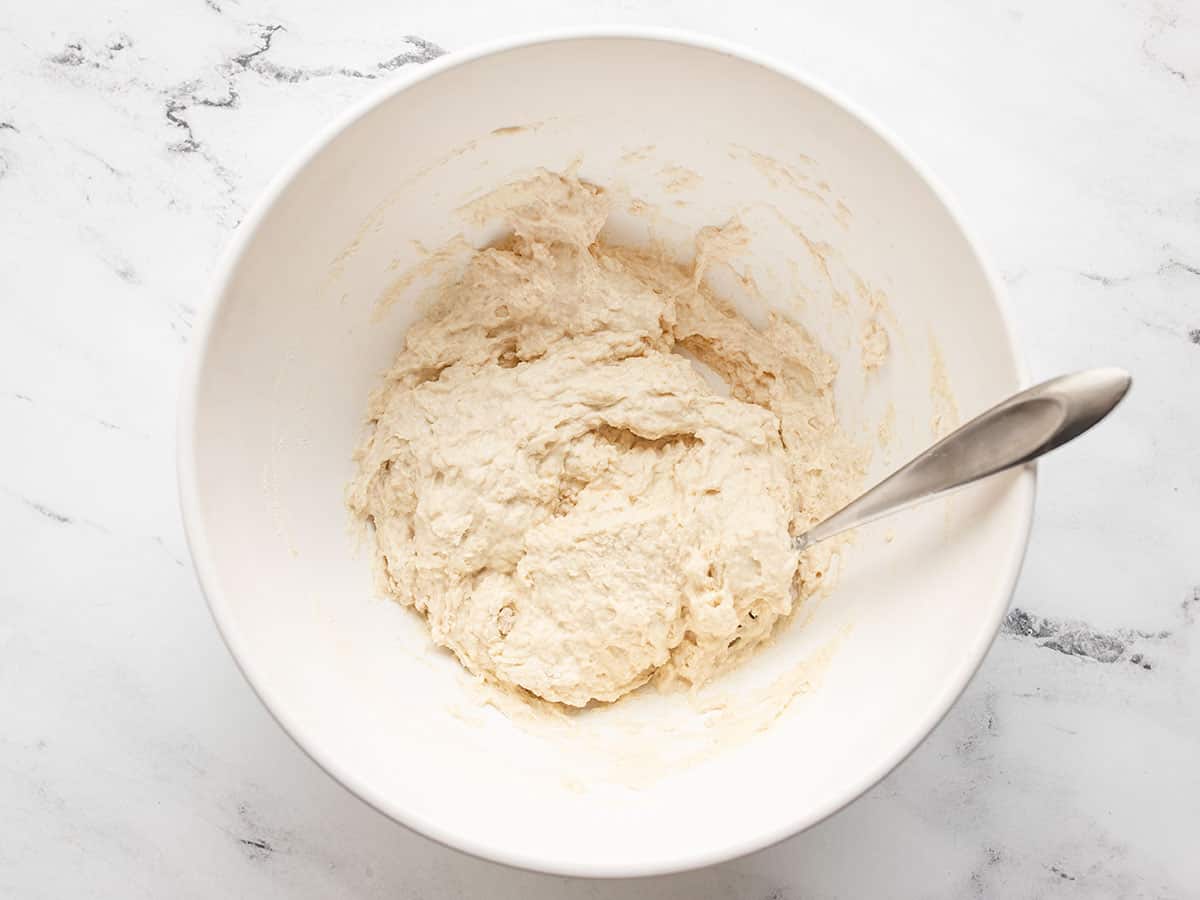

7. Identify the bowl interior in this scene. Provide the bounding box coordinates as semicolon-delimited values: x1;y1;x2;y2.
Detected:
184;35;1033;876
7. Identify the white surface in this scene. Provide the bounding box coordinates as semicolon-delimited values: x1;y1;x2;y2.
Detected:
181;32;1033;876
1;0;1197;896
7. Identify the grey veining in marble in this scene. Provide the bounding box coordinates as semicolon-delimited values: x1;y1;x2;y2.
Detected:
1;0;1198;897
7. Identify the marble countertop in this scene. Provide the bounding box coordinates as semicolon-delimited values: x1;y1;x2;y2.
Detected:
3;0;1198;896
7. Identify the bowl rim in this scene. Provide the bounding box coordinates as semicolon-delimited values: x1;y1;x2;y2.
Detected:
177;26;1037;879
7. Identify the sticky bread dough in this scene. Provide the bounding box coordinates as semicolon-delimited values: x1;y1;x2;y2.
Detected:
348;171;864;707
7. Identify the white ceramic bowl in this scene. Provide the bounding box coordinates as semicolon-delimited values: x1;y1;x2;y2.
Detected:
179;30;1034;877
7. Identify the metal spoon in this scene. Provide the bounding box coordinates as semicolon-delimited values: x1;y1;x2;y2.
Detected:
793;368;1132;552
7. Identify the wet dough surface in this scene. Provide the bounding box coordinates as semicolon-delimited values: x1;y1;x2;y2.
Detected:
349;172;862;707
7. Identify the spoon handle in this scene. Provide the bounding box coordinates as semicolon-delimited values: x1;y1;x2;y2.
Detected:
793;367;1132;551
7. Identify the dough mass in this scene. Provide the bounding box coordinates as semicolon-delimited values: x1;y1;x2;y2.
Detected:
349;172;862;707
